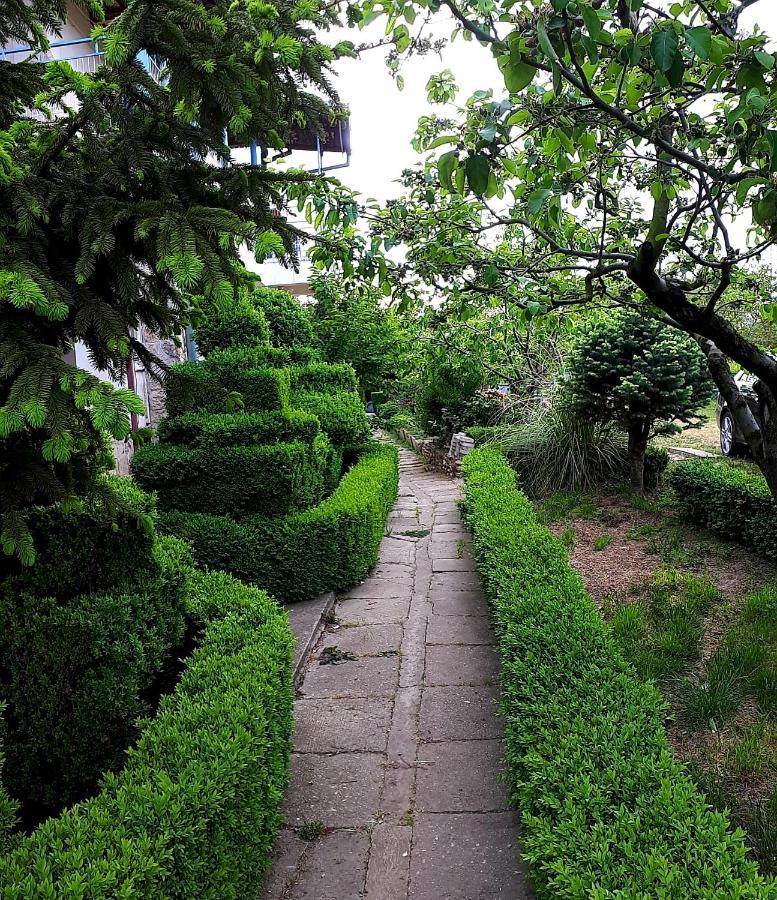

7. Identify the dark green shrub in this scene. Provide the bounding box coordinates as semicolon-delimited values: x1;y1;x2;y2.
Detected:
289;362;358;395
0;571;294;897
194;295;270;356
0;477;155;601
0;536;190;810
156;410;321;449
292;390;370;448
669;460;777;559
465;425;501;446
460;447;770;896
0;711;16;854
250;286;315;349
205;345;319;372
643;444;670;490
164;363;290;417
132;437;335;518
159;444;398;601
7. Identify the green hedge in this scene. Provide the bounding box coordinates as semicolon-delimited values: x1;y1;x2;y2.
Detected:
0;711;16;854
159;443;398;601
0;570;293;897
644;444;670;491
670;459;777;559
292;390;370;448
156;410;321;449
0;477;155;600
194;295;270;356
204;345;320;373
165;363;290;417
132;435;335;518
0;536;190;810
460;447;772;898
288;362;358;395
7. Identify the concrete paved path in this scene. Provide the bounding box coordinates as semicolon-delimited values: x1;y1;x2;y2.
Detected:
263;448;530;900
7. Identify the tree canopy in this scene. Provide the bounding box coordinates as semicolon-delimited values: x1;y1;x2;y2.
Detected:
315;0;777;496
0;0;356;560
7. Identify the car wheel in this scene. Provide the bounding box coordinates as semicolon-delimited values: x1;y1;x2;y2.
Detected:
720;410;738;457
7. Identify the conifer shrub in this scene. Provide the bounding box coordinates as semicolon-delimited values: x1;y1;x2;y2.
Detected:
160;443;398;601
132;435;337;518
0;535;191;810
670;459;777;559
460;447;772;897
292;390;370;448
0;571;294;897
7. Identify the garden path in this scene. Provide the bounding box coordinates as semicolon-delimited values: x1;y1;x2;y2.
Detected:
263;447;531;899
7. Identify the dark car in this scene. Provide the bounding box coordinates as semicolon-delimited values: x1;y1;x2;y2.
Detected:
716;371;764;456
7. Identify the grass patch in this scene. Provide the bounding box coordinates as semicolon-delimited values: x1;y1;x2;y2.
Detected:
592;534;611;551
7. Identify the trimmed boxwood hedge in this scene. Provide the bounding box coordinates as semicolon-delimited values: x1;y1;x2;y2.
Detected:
460;447;774;898
156;410;321;449
0;570;294;898
292;390;370;448
288;362;358;395
160;443;398;601
0;535;191;811
165;363;290;417
670;459;777;559
132;435;336;518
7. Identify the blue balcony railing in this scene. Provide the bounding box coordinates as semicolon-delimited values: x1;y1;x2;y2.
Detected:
1;35;163;82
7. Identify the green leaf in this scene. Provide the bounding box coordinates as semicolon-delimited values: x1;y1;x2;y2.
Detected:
581;6;601;40
651;28;678;74
438;151;457;193
756;50;775;71
465;154;491;195
527;188;553;217
537;20;558;62
685;26;711;60
753;189;777;226
499;56;537;93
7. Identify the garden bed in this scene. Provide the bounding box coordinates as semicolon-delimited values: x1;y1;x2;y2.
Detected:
460;448;775;896
538;465;777;878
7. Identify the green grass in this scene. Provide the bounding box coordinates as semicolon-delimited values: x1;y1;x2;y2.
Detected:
610;569;719;682
592;534;611;551
535;490;600;525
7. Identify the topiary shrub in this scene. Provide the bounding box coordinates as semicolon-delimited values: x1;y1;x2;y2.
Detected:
670;459;777;559
156;410;321;449
0;571;294;897
292;390;370;448
288;362;358;395
164;363;290;417
249;286;315;349
159;443;398;601
460;447;772;896
0;535;191;811
132;436;337;518
194;294;270;356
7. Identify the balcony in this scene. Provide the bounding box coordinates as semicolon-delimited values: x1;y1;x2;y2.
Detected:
0;36;164;82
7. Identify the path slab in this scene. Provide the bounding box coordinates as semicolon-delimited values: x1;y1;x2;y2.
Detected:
293;698;391;753
320;623;403;657
263;446;529;900
283;752;384;828
415;740;509;813
409;812;528;899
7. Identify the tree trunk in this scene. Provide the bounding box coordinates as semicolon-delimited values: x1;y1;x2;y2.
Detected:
627;418;650;494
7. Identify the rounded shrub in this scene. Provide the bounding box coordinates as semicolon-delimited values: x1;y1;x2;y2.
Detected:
194;294;270;356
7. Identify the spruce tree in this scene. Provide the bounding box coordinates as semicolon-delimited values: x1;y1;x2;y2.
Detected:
567;311;712;493
0;0;355;561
